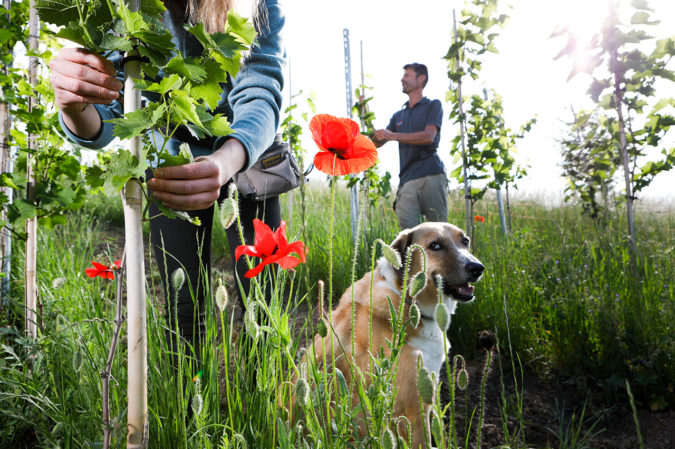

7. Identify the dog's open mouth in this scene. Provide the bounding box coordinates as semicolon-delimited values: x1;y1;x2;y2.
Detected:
443;281;475;301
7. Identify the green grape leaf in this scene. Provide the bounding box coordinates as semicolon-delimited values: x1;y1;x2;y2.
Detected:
226;10;257;46
136;74;182;95
118;2;150;35
157;202;202;225
191;60;229;109
36;0;112;28
171;91;203;128
101;149;147;196
99;34;134;52
85;165;105;189
166;55;207;83
141;0;166;16
107;103;166;140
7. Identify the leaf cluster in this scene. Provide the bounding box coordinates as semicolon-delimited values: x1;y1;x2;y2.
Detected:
35;0;256;223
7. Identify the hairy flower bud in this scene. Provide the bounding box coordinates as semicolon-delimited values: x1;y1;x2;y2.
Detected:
417;366;435;404
378;239;402;269
295;377;310;407
215;283;229;312
171;268;186;292
435;302;450;331
72;348;84;372
316;317;328;338
409;301;420;328
52;277;66;289
409;271;427;297
244;308;259;340
381;428;396;449
191;393;203;416
457;367;469;391
219;197;238;229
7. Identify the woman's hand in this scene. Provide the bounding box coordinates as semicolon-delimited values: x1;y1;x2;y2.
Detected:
49;48;123;139
50;47;122;112
147;138;247;210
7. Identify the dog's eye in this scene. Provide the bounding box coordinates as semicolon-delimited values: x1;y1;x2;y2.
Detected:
429;241;443;251
461;237;470;247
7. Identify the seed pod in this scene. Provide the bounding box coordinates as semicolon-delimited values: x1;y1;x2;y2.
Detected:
409;271;427;297
379;239;402;269
457;367;469;390
219;197;238;229
191;393;203;416
171;268;186;292
72;348;84;372
409;301;421;328
244;309;259;340
316;317;328;338
417;366;435;404
295;377;309;407
52;277;66;289
215;283;229;312
381;428;396;449
435;302;450;331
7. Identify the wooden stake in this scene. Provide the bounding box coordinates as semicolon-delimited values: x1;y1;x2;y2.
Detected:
25;0;38;340
123;1;148;446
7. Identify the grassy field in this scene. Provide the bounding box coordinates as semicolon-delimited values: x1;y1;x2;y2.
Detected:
0;185;673;448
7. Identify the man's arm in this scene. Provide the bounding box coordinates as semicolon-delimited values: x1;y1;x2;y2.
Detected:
373;125;438;147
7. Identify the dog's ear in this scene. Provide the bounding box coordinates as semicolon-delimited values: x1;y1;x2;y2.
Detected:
390;229;414;271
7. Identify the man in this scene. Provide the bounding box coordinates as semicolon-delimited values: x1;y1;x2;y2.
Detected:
373;63;448;230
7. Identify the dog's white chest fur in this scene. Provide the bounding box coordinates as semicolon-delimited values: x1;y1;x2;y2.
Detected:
407;320;449;378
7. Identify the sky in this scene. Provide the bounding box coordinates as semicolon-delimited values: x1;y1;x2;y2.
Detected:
281;0;675;203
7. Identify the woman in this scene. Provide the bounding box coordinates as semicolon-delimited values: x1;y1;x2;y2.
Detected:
50;0;285;355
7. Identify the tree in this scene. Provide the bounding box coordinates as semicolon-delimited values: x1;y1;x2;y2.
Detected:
559;109;620;220
555;0;675;255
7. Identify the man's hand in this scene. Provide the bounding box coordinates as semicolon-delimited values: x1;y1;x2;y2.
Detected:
373;129;394;147
147;138;247;210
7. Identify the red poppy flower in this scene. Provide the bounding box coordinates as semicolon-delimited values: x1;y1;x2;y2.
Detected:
235;219;307;278
474;215;485;223
309;114;378;176
85;260;122;280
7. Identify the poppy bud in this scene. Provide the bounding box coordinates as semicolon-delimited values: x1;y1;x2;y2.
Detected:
295;377;310;407
72;348;84;372
171;268;185;292
316;317;328;338
52;277;66;289
409;301;420;328
417;365;435;404
409;271;427;298
191;393;203;416
244;308;259;340
457;367;469;391
215;283;229;312
378;239;402;269
381;428;396;449
435;302;450;331
220;197;238;229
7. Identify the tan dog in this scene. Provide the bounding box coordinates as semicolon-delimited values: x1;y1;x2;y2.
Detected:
303;222;484;448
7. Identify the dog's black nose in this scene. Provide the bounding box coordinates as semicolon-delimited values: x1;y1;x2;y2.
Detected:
465;262;484;279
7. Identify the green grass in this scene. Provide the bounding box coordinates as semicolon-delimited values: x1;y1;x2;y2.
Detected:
0;185;673;448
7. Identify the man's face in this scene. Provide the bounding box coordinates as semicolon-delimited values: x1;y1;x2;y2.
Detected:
401;68;422;94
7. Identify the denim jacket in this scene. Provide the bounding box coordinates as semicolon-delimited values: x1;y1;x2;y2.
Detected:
59;0;285;171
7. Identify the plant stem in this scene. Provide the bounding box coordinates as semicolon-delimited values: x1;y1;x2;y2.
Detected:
102;250;127;449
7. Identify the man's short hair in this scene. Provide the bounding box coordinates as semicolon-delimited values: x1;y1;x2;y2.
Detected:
403;63;428;87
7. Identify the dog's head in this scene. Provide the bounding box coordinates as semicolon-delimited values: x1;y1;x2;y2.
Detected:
389;222;484;305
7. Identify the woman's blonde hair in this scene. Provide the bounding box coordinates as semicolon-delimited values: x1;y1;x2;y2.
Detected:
187;0;264;34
